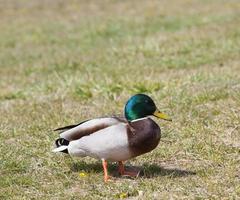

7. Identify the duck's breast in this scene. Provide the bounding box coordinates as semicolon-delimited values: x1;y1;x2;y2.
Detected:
127;118;161;157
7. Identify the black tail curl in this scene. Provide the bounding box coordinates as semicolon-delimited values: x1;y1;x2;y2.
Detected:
55;138;69;154
55;138;69;147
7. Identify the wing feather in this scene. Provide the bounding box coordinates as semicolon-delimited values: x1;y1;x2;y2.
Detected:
56;117;126;141
54;120;89;132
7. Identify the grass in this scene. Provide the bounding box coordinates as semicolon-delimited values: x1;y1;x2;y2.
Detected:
0;0;240;199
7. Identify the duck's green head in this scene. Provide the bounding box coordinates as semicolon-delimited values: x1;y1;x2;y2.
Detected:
124;94;172;122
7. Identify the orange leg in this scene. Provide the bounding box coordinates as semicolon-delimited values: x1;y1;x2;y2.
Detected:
118;161;140;177
102;159;109;182
118;161;124;175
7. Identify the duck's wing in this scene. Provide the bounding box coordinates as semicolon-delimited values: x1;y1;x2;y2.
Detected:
54;119;89;132
54;117;126;141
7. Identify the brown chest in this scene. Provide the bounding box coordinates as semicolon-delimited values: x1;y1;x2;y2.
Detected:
127;118;161;157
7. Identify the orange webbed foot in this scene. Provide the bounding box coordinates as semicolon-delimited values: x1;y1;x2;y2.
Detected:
118;161;140;178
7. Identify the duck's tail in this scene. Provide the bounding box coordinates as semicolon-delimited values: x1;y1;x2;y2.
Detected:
52;138;69;154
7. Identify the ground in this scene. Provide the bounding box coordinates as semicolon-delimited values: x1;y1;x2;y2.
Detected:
0;0;240;199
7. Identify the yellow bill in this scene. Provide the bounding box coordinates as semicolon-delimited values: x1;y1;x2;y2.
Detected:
153;109;172;121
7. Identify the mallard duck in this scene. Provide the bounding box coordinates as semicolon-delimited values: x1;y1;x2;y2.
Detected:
53;94;171;182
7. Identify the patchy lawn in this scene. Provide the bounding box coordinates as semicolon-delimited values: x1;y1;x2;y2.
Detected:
0;0;239;199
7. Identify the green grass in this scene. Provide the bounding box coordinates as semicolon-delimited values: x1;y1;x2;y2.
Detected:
1;0;240;199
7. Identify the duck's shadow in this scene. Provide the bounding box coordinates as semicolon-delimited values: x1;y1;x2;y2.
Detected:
70;161;196;178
